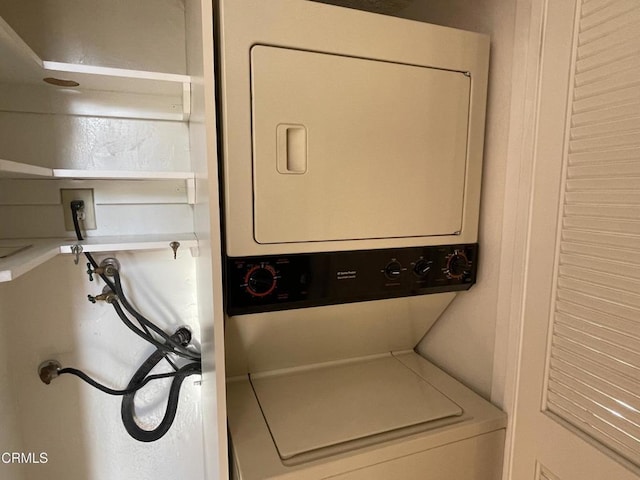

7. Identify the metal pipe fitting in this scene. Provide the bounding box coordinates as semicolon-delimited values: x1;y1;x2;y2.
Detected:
38;360;62;385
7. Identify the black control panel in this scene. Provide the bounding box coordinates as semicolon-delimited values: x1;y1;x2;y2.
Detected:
225;244;478;315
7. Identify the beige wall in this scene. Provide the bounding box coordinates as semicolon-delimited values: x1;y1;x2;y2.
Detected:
398;0;517;399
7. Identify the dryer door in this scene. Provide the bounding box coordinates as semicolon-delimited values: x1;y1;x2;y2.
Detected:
251;45;471;244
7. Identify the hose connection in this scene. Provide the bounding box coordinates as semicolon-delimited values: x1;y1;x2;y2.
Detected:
88;286;118;304
86;258;120;281
173;327;192;347
38;360;62;385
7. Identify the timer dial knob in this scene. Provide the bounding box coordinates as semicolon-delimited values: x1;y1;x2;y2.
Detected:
446;251;471;280
384;261;403;281
245;264;277;297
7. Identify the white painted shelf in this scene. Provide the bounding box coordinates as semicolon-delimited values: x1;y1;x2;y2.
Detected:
0;159;195;181
0;16;199;282
0;239;61;282
0;159;197;204
0;234;199;283
0;159;52;178
52;170;195;181
0;16;191;120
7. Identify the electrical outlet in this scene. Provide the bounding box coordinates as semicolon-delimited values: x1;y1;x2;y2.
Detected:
61;188;97;231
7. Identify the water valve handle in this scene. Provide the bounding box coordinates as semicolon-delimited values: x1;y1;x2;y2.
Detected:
86;263;95;281
87;290;117;304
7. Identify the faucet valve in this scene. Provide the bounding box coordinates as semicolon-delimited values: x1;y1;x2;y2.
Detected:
88;287;117;304
86;258;120;281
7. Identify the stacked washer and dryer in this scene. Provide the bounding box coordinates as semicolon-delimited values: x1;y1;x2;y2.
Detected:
215;1;507;478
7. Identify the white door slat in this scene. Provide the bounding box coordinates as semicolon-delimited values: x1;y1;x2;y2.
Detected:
566;177;640;191
575;52;640;87
570;132;640;152
557;288;640;324
580;0;639;29
577;35;640;72
578;23;640;67
573;85;640;113
561;230;640;250
565;191;640;205
564;204;640;220
557;275;640;307
547;387;640;454
581;0;627;19
571;118;640;141
556;300;640;344
574;68;640;101
552;335;640;382
548;374;640;434
553;322;640;366
572;104;640;129
547;392;640;466
555;312;640;353
563;216;640;235
560;241;639;263
568;146;640;164
551;350;640;399
559;252;640;280
578;6;640;44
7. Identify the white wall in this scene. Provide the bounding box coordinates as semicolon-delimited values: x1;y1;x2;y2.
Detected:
0;253;204;480
0;288;27;480
0;113;190;172
398;0;518;399
0;2;209;479
0;0;186;73
0;112;192;240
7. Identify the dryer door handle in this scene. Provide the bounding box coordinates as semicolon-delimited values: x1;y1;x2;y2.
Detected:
276;124;307;174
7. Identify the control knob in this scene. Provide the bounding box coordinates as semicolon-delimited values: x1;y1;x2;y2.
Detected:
384;260;403;281
413;259;432;278
245;264;277;297
445;250;471;280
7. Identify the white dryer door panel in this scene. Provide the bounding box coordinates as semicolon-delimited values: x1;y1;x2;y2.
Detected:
251;45;471;244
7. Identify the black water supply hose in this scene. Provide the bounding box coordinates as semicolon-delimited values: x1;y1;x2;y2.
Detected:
44;200;203;442
121;328;201;442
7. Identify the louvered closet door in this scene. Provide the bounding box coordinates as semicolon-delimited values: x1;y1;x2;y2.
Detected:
509;0;640;479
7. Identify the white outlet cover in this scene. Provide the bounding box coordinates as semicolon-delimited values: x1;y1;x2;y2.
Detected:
60;188;97;231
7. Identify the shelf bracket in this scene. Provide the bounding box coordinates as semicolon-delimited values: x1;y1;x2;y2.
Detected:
186;176;196;205
182;82;191;121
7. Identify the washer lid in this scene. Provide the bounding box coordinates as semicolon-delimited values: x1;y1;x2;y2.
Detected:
250;355;463;459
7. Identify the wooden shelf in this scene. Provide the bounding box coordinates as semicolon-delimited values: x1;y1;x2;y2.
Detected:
0;16;191;121
0;234;199;282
